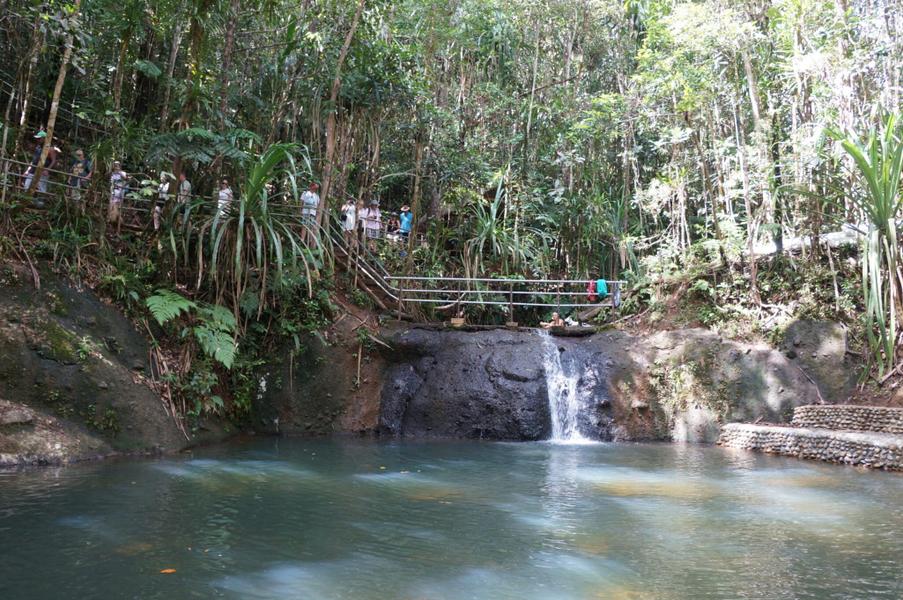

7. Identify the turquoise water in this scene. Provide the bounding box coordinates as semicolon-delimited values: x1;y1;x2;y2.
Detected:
1;439;901;599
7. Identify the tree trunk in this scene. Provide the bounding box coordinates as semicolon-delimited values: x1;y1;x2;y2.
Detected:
219;0;241;128
159;23;185;132
112;26;131;113
317;0;366;227
28;0;81;195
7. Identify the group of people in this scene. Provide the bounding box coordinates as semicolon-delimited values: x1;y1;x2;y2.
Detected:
19;133;413;246
340;196;412;251
21;131;93;203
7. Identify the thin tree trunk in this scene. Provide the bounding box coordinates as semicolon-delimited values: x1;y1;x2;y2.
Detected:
112;26;131;113
28;0;81;195
317;0;366;226
219;0;241;128
160;22;185;132
14;9;45;156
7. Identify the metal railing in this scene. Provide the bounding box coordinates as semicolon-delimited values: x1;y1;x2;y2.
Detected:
1;163;625;316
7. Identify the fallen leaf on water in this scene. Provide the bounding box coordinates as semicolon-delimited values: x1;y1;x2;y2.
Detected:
159;569;177;574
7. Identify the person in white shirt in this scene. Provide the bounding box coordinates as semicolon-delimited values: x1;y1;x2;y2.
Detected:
175;172;192;225
217;179;233;218
153;173;171;231
340;198;357;247
108;161;127;234
301;182;320;225
363;199;381;251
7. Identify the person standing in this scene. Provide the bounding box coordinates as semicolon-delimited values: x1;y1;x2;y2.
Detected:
340;197;357;247
66;149;92;209
301;182;320;228
217;178;233;218
108;161;128;234
175;172;192;225
176;172;192;204
153;174;171;231
399;205;413;240
363;199;381;252
23;131;57;194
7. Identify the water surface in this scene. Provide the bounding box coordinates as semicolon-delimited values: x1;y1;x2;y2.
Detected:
1;438;901;599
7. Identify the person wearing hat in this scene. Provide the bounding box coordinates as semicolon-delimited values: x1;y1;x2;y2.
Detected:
108;161;128;234
22;130;57;194
217;178;233;218
67;149;92;209
399;205;413;241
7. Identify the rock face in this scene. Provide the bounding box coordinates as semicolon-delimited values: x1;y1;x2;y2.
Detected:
251;301;387;436
780;320;857;403
376;325;839;443
0;265;208;466
379;328;552;440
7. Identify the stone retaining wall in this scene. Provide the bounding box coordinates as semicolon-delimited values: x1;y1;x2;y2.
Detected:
718;423;903;471
792;405;903;434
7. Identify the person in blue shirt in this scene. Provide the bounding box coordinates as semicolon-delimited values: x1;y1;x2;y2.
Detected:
399;205;413;240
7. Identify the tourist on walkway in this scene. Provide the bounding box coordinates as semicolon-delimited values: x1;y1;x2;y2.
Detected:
399;205;413;240
217;178;233;218
22;131;57;194
301;182;320;226
177;172;192;204
153;173;171;231
362;199;381;251
341;197;357;247
175;172;192;225
66;149;92;209
108;161;128;234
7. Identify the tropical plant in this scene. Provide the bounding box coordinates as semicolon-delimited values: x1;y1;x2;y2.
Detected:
828;113;903;378
181;143;322;325
146;288;237;368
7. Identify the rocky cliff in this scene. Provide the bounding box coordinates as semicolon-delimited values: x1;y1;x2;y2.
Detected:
376;324;842;443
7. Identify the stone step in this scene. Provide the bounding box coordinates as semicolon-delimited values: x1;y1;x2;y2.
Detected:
792;404;903;434
718;423;903;471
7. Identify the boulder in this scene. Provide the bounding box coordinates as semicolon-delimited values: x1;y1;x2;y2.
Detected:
781;320;856;403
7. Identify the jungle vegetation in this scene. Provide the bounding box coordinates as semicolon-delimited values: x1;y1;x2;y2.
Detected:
0;0;901;416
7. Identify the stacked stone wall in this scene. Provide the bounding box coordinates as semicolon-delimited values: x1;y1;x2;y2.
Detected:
791;405;903;434
718;423;903;471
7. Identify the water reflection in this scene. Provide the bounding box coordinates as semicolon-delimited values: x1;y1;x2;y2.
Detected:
0;439;901;599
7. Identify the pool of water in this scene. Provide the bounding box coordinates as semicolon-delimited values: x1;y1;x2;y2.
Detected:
1;438;901;599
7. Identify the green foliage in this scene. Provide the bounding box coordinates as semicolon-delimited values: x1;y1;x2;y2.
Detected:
145;289;237;369
146;288;196;325
828;114;903;377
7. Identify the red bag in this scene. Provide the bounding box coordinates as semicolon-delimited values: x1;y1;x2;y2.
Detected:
586;280;598;303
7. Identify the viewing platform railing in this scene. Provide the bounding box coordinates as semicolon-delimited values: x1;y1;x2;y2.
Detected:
1;161;625;317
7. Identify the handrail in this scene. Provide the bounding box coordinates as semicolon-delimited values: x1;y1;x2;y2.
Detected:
388;275;626;285
1;168;624;313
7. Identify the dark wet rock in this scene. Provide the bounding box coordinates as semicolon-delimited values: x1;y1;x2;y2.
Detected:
378;329;552;440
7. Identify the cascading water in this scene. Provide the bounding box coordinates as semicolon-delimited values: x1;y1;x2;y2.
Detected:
539;331;590;443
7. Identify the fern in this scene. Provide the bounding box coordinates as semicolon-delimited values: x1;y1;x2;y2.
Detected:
146;289;196;325
194;327;237;369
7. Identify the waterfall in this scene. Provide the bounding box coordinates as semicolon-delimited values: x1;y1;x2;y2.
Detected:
539;332;590;443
